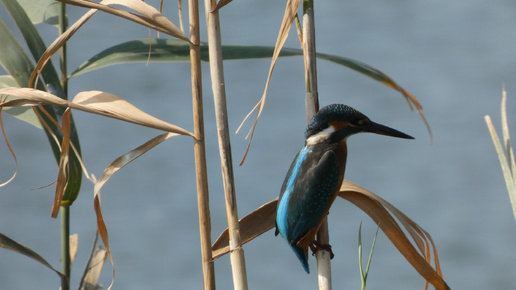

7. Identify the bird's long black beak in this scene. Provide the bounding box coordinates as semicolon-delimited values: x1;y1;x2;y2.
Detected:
365;121;414;139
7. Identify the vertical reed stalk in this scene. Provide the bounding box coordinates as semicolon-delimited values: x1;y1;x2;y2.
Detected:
203;2;249;289
60;204;70;290
59;3;71;290
189;0;216;288
302;3;332;290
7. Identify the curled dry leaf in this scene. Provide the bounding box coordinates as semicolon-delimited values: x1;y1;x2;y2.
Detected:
212;198;278;259
211;180;449;289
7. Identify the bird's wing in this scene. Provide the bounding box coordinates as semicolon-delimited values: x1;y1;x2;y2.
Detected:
283;149;341;244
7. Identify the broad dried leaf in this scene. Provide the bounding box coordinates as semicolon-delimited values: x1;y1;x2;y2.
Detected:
59;0;189;42
237;0;301;165
0;88;194;136
212;198;278;259
211;180;449;289
338;181;449;290
0;233;66;284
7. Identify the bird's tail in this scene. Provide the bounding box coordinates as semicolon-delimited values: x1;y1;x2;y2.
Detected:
291;245;310;273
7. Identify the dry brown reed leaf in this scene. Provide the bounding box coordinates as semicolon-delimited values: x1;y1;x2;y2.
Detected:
211;180;449;289
338;181;449;290
0;88;194;137
30;8;97;87
93;193;114;290
92;132;179;290
93;132;179;199
212;198;278;259
237;0;301;165
51;108;72;218
59;0;189;42
31;0;189;86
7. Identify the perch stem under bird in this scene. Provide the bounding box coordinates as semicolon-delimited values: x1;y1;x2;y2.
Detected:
275;103;414;273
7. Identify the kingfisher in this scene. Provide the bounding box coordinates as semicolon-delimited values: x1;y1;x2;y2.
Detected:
275;104;414;273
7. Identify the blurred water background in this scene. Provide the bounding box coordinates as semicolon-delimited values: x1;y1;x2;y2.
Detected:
1;0;516;289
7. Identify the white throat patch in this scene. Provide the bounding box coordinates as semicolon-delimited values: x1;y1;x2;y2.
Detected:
306;125;336;145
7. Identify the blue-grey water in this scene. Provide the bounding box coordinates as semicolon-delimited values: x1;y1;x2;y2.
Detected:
1;0;516;289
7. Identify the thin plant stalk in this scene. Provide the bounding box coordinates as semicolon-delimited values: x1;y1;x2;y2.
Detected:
60;205;70;290
59;3;71;290
189;0;216;288
203;1;248;289
301;3;332;289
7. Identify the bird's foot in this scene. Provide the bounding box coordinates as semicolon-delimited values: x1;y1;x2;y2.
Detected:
309;241;335;259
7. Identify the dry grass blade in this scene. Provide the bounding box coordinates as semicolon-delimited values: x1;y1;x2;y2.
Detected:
92;132;179;290
93;132;179;198
59;0;189;42
30;8;97;87
485;89;516;222
338;181;449;290
51;108;72;218
212;198;278;259
237;0;301;165
93;194;114;290
0;88;194;137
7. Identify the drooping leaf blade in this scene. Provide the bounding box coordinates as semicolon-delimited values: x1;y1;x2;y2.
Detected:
69;39;301;77
0;232;67;284
211;180;450;289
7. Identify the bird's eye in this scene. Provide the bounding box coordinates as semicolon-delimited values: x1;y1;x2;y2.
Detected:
356;118;370;126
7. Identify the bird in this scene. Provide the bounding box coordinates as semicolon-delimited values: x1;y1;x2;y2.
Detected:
275;103;414;273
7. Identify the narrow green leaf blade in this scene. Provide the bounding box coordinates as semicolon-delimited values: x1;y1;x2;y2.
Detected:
0;16;34;87
0;3;82;206
70;39;301;77
2;0;64;96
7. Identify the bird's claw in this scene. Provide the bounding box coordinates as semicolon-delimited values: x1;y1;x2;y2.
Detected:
310;241;335;259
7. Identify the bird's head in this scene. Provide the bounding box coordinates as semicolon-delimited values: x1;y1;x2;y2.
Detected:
305;104;414;145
